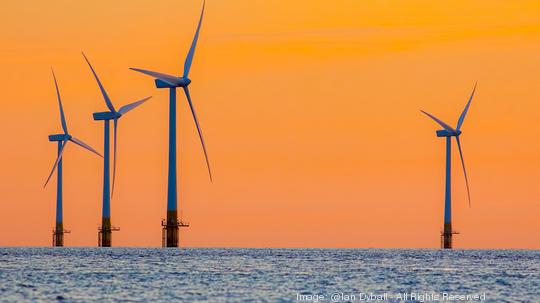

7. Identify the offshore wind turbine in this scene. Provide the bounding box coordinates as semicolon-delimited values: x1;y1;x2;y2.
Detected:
45;68;103;247
421;83;476;249
82;52;151;247
130;0;212;247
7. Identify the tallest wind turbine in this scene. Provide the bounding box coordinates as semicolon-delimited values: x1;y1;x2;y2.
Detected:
421;83;476;249
130;0;212;247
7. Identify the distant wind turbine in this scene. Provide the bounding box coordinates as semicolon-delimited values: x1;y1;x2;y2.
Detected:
45;68;102;247
421;83;476;249
130;0;212;247
82;52;151;247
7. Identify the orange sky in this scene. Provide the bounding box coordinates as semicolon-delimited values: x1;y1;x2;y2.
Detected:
1;0;539;248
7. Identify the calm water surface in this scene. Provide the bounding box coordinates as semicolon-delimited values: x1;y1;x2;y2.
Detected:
0;248;538;302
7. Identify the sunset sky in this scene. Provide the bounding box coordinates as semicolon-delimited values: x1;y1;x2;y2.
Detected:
1;0;539;248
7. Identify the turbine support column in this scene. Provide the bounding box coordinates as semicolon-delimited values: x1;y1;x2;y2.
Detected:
98;119;119;247
52;141;69;246
442;136;453;249
163;87;189;247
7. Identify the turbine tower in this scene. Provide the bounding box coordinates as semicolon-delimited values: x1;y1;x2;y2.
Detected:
130;0;212;247
421;83;476;249
83;53;151;247
45;68;103;247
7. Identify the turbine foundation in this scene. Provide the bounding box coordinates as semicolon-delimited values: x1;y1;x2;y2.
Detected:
441;223;459;249
52;222;70;247
442;223;452;249
162;210;189;247
98;218;119;247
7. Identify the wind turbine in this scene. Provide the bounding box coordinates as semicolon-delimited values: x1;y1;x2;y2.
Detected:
421;83;476;249
45;68;102;247
130;0;212;247
82;52;151;247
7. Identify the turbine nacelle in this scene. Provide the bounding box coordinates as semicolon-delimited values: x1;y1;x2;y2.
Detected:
48;134;71;142
155;77;191;88
436;129;461;137
93;111;121;121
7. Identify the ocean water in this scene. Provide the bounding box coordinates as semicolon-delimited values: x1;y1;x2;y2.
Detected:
0;248;538;302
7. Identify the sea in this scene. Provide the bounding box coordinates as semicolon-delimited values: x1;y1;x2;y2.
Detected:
0;248;538;302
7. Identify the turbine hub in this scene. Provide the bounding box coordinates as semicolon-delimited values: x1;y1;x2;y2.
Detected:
183;77;192;86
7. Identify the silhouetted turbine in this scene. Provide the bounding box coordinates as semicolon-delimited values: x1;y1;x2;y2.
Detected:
421;82;476;249
130;0;211;247
45;68;102;246
82;53;151;247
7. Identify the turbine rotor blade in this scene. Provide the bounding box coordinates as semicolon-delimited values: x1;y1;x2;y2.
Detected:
183;86;213;181
183;0;205;77
456;82;477;131
51;68;68;134
118;96;151;115
69;137;103;158
82;52;116;112
44;140;68;188
456;136;472;207
111;119;118;197
420;110;456;132
129;68;179;86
